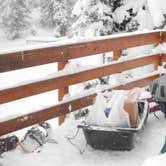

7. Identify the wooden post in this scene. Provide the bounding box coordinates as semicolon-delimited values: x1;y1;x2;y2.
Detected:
113;50;121;61
153;37;162;71
154;63;159;71
58;60;68;125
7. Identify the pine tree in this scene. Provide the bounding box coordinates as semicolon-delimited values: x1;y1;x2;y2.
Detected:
40;0;70;37
0;0;30;40
113;0;150;32
71;0;114;37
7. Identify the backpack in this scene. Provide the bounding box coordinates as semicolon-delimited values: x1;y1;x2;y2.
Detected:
150;75;166;116
0;135;19;155
20;122;53;153
150;75;166;102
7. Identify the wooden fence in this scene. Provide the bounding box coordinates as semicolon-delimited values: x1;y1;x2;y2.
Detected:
0;30;166;136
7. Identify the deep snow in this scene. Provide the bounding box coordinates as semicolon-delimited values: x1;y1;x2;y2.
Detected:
1;0;166;165
1;111;166;166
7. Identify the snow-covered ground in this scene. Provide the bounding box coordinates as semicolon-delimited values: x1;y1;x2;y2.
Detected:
1;0;166;165
0;30;165;165
1;112;166;166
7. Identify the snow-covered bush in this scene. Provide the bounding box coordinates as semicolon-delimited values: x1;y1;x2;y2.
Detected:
0;0;30;40
40;0;70;37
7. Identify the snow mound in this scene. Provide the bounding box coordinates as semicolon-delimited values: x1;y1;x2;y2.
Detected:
141;153;166;166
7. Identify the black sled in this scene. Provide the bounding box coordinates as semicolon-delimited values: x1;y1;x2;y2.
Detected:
78;101;149;151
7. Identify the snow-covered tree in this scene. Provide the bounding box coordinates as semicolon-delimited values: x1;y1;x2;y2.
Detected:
147;0;166;29
71;0;157;35
0;0;30;40
113;0;154;32
40;0;70;37
71;0;114;37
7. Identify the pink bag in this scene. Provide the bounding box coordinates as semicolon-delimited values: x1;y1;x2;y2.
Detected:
125;87;141;102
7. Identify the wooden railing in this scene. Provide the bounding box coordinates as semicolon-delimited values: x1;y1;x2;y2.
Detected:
0;30;166;136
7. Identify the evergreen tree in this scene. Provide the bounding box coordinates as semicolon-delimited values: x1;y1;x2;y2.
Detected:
0;0;30;40
71;0;154;35
71;0;114;37
113;0;151;32
40;0;70;37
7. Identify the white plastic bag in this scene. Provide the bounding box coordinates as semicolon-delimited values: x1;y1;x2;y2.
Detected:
86;91;130;128
108;91;130;127
86;92;109;126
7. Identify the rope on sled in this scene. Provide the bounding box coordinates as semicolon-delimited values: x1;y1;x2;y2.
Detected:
66;128;86;155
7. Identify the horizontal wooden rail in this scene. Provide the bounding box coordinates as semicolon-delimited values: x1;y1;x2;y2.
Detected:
0;73;159;136
0;31;160;72
115;74;159;90
0;54;160;104
0;30;164;136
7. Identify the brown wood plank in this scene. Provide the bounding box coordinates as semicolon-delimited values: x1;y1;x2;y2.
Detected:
0;32;160;72
0;54;160;104
69;32;160;59
115;74;159;90
0;46;68;73
58;61;68;125
0;74;159;136
113;50;121;60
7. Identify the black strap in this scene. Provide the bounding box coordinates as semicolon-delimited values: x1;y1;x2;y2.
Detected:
151;83;158;95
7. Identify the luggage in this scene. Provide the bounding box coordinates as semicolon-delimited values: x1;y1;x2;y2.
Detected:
20;122;53;153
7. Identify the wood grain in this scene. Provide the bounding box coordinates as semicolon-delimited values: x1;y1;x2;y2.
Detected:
0;74;159;136
0;32;160;72
0;54;160;104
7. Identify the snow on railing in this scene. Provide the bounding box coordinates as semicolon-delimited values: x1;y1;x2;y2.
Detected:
0;30;166;136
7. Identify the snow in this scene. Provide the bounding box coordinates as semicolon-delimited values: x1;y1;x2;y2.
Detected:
152;43;166;54
141;154;166;166
0;70;158;123
135;9;154;30
123;0;146;13
1;1;166;165
147;0;166;27
0;90;58;122
0;29;162;55
114;6;130;24
1;111;166;166
0;51;159;91
26;36;68;44
114;0;154;30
